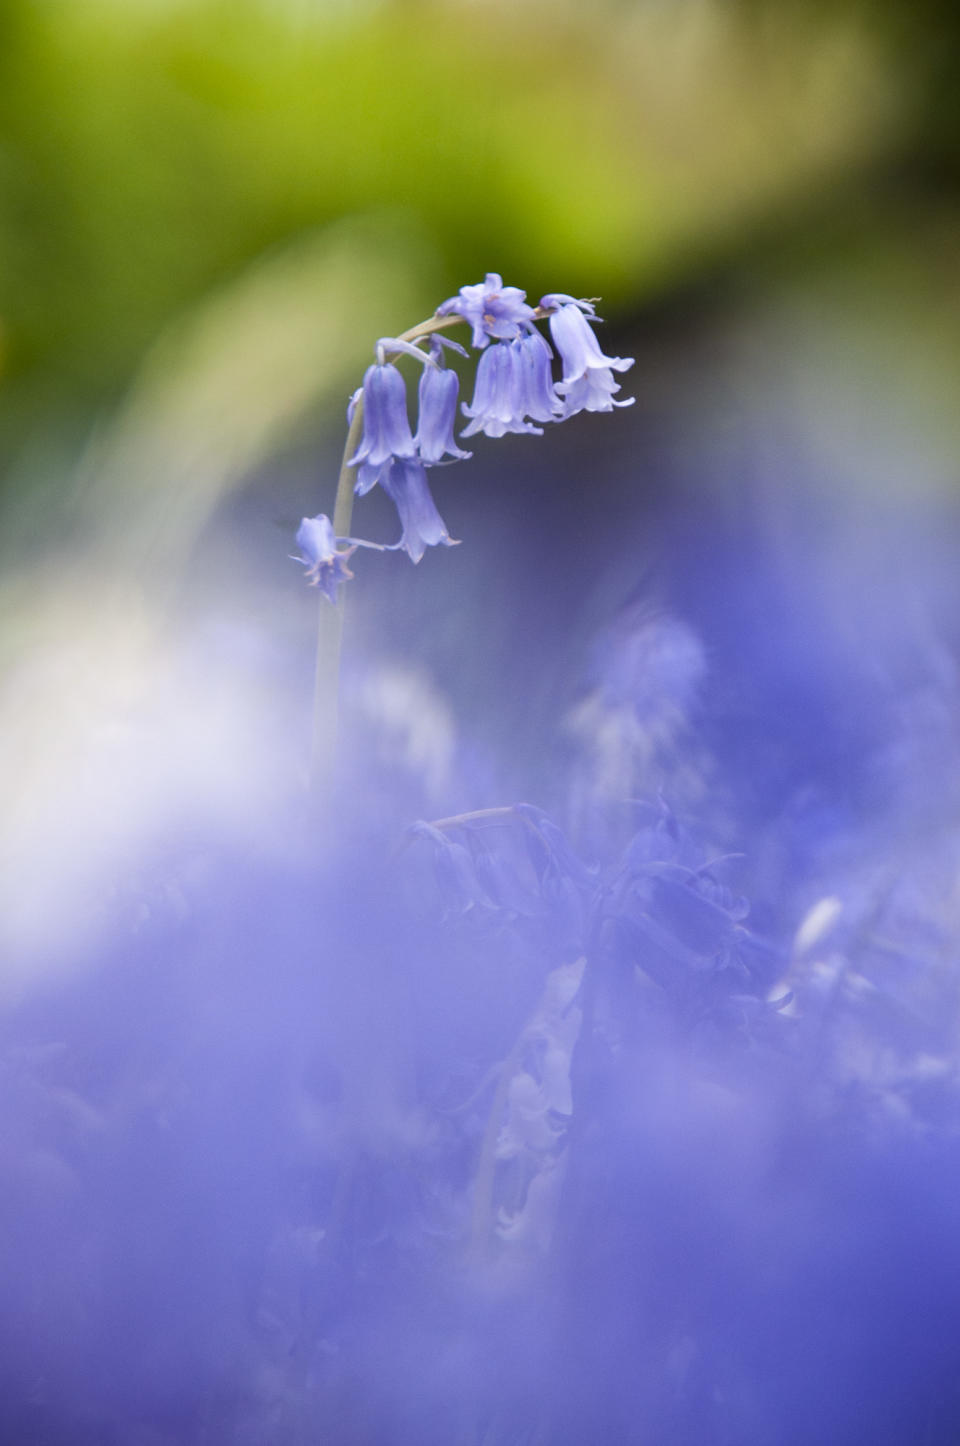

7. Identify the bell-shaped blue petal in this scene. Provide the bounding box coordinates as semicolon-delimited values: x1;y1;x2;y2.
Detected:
292;514;356;602
380;458;459;564
460;342;544;440
413;363;472;465
516;329;563;424
547;303;634;386
437;273;536;350
406;821;490;918
353;461;382;497
348;362;416;472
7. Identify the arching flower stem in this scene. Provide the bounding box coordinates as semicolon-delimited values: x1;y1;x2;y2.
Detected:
312;314;469;790
310;297;566;786
311;302;552;790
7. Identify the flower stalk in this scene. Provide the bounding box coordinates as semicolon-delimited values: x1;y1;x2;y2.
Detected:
310;316;464;789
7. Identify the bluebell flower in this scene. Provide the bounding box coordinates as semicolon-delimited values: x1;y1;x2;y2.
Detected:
437;273;536;350
348;362;416;496
380;458;459;564
413;350;472;465
406;821;489;918
515;329;563;424
461;341;545;439
541;297;634;416
292;514;356;602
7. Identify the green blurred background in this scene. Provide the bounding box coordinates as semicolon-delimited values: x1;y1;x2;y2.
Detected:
1;0;959;553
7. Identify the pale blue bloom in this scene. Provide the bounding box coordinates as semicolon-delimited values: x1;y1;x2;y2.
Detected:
461;341;545;439
292;514;357;602
437;273;536;350
381;458;459;563
293;514;401;596
348;362;416;495
414;350;472;465
541;298;634;416
516;329;563;424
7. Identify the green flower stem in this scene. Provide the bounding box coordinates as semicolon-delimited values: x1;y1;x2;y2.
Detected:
309;402;365;789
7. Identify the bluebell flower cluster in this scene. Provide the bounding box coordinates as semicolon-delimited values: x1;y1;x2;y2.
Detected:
406;797;777;1032
297;275;634;595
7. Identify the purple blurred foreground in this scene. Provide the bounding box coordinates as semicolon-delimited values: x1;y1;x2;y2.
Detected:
4;311;960;1446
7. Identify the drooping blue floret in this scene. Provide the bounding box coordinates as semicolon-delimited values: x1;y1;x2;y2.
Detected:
413;354;472;465
542;298;635;416
437;273;536;350
515;329;564;424
348;362;417;495
380;457;459;563
292;514;356;601
461;341;545;439
406;821;490;918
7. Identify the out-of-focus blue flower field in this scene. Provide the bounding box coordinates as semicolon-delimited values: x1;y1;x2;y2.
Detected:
4;1;960;1441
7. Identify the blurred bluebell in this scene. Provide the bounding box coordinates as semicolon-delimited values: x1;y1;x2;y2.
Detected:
405;821;488;919
380;457;459;563
405;793;776;1034
605;844;773;1004
348;361;417;495
515;803;595;894
292;513;356;601
436;272;535;350
464;826;546;918
405;806;591;956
